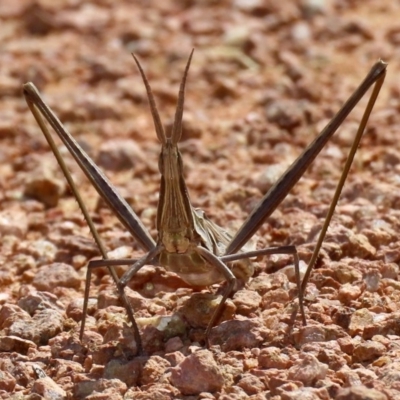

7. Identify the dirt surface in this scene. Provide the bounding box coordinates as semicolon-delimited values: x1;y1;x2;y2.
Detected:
1;0;400;399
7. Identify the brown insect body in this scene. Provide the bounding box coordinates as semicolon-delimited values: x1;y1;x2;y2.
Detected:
153;57;254;287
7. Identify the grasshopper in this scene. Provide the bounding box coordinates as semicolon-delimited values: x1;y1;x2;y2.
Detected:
23;51;386;354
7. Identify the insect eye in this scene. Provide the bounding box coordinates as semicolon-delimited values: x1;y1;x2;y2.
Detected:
158;153;163;173
178;153;183;170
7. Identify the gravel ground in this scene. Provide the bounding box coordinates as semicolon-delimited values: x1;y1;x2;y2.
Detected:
1;0;400;399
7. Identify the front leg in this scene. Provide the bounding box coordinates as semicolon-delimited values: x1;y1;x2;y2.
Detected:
195;247;236;347
84;246;162;354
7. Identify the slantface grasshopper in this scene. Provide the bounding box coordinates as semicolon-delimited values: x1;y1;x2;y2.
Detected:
23;50;387;354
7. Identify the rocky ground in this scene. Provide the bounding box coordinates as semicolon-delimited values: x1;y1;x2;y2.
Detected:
1;0;400;399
